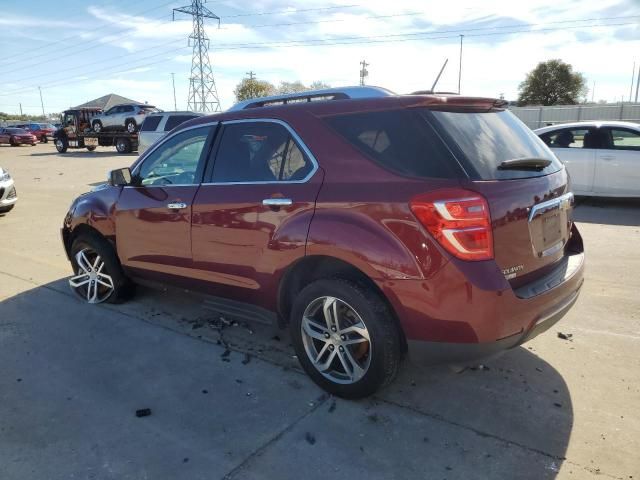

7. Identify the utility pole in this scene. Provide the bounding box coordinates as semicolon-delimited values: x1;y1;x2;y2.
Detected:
591;81;595;103
630;62;636;103
458;35;464;94
170;73;177;110
38;86;45;117
635;64;640;103
173;0;221;112
19;103;23;117
246;71;256;80
359;60;369;86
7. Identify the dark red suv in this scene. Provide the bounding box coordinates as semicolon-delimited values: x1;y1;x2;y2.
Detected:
62;87;585;398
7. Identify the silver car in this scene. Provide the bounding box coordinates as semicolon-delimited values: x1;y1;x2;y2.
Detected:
138;111;203;153
0;166;18;214
91;104;160;134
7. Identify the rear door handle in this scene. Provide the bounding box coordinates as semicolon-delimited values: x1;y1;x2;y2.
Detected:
167;202;187;210
262;198;292;207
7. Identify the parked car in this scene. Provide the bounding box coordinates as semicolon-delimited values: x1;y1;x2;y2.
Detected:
535;121;640;197
15;123;57;143
91;104;160;134
0;128;37;146
138;111;204;153
0;166;18;213
61;87;585;398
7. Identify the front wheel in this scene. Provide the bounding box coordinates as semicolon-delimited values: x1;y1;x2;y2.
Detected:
115;137;131;154
125;119;137;133
55;138;68;153
9;137;18;147
42;135;49;143
92;121;102;133
290;278;402;399
86;146;96;151
69;233;134;304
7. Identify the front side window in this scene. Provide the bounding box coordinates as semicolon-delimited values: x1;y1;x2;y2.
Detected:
608;128;640;151
211;122;314;183
135;126;209;186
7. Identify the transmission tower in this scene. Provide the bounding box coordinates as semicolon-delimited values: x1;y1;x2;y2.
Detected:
173;0;221;112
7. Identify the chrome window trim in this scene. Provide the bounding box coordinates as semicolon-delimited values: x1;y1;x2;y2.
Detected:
202;118;319;186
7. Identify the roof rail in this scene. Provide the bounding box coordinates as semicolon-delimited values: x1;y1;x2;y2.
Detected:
227;86;395;111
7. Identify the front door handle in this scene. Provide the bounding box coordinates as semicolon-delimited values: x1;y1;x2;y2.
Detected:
167;202;187;210
262;198;292;207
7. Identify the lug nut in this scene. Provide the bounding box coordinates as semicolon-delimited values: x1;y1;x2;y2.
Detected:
340;335;346;341
329;344;335;351
324;332;330;339
331;326;337;332
339;346;344;352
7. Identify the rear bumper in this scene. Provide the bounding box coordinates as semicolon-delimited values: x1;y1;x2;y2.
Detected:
380;229;585;365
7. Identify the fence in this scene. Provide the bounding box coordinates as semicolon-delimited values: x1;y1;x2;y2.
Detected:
509;103;640;129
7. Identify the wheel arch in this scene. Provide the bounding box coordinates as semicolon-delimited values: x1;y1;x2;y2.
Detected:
277;254;408;352
64;223;115;261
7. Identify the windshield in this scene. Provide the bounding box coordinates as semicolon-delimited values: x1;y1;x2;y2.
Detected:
6;128;27;134
429;110;562;180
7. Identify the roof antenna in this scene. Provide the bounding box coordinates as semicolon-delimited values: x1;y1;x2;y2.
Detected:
430;58;448;93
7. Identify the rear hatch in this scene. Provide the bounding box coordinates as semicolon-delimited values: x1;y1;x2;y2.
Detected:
427;108;573;284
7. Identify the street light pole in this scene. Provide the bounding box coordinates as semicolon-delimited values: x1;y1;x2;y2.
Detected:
38;86;45;117
171;73;177;110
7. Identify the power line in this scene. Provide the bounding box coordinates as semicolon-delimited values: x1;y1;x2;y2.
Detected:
222;4;360;19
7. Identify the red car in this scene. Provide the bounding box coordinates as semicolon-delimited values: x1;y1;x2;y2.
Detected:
61;87;585;398
15;123;57;143
0;127;37;146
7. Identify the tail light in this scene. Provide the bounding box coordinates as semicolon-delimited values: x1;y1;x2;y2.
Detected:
410;189;493;261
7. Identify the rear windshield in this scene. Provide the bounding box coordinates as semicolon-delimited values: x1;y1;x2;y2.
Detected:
141;116;162;132
165;115;198;131
325;109;459;179
429;110;562;180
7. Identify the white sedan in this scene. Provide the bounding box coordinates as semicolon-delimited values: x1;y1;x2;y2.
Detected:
0;166;18;214
535;121;640;197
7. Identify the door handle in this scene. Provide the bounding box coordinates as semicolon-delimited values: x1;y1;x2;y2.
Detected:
167;202;187;210
262;198;292;207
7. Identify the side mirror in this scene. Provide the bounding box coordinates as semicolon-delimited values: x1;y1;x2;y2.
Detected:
108;167;132;186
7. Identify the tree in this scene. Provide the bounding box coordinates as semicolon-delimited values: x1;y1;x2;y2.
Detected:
518;60;587;106
234;78;275;102
275;81;308;94
309;80;331;90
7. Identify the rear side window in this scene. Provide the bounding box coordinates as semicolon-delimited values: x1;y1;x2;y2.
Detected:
325;110;457;179
165;115;198;132
539;128;592;149
430;110;562;180
141;116;162;132
211;121;314;183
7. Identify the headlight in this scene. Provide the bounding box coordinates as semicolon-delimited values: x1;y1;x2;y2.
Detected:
0;172;11;182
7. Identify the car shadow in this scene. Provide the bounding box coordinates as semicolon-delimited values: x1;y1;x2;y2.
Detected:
1;279;572;479
574;196;640;226
29;151;138;158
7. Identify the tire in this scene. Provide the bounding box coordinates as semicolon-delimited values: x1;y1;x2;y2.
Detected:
290;278;402;399
0;204;14;214
125;119;137;133
69;232;134;304
55;138;68;153
30;143;36;147
10;137;18;147
86;146;97;152
115;137;131;154
41;135;48;143
92;121;102;133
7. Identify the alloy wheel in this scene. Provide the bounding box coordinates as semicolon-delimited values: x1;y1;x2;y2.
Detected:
301;296;372;384
69;248;115;304
126;122;135;133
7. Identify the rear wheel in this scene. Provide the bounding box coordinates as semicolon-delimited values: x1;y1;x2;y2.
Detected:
115;137;131;154
92;121;102;133
86;146;97;152
125;119;137;133
41;135;48;143
290;278;402;399
9;137;18;147
55;138;68;153
69;233;134;304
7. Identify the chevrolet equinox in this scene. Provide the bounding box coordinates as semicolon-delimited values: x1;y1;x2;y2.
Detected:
62;87;585;398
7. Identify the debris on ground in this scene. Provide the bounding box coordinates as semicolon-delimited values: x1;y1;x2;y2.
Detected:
553;402;563;408
271;335;281;342
241;353;251;365
135;408;152;418
557;332;573;341
305;432;316;445
328;400;337;413
535;367;543;372
183;458;189;463
202;389;208;394
221;349;231;359
367;413;379;423
235;379;243;384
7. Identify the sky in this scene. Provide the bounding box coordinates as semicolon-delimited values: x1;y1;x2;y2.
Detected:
0;0;639;115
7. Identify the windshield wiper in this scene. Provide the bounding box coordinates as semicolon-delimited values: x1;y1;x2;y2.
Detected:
498;157;552;171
